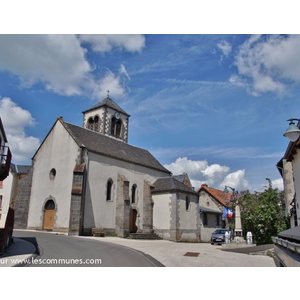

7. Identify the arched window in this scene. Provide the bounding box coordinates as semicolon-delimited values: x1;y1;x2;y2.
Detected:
45;199;55;210
106;179;113;201
185;196;190;211
88;117;94;130
94;115;99;131
111;117;122;138
116;119;122;137
131;184;137;203
111;117;116;135
87;116;100;132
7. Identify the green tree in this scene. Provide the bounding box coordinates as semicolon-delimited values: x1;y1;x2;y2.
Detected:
225;179;289;245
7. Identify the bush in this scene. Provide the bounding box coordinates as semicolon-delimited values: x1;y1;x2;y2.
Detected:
225;179;289;245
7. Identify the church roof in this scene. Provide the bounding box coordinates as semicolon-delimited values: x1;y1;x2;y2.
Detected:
82;96;130;116
152;177;198;195
61;120;171;174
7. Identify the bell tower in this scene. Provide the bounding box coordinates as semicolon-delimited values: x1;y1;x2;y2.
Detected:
82;91;130;143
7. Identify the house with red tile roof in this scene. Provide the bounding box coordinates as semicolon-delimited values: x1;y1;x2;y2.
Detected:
197;184;231;242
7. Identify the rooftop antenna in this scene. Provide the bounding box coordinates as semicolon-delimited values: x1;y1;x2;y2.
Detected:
107;89;110;98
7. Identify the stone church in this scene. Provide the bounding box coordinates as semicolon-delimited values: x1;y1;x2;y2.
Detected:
17;95;200;242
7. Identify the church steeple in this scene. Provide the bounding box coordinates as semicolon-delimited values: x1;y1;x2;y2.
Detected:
82;95;130;143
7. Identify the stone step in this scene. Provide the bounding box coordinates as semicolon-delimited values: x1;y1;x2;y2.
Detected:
129;233;162;240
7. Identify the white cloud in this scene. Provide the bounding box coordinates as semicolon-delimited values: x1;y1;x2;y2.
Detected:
164;157;249;191
91;70;127;99
259;178;284;191
0;97;40;163
232;34;300;96
217;40;232;58
220;169;251;191
0;35;92;96
78;34;145;53
119;64;130;80
202;164;230;181
271;178;284;190
0;35;142;99
0;97;35;135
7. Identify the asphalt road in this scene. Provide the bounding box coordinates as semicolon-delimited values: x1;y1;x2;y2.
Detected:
13;230;162;267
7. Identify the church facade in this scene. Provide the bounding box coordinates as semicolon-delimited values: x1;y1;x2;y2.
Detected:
23;96;200;242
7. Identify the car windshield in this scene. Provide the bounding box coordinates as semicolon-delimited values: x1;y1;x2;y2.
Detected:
214;230;228;234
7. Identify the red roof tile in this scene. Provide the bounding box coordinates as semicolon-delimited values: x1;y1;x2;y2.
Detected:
196;184;230;206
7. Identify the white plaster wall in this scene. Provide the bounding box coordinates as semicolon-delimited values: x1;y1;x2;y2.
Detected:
153;193;171;229
200;216;218;242
292;152;300;226
27;121;79;229
178;193;199;230
84;152;169;230
0;171;13;228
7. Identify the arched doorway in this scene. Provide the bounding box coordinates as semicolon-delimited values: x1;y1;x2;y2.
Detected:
43;199;55;230
129;209;138;233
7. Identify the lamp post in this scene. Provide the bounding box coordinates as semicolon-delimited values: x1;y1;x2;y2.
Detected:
224;186;244;243
223;186;235;194
223;186;236;235
283;118;300;142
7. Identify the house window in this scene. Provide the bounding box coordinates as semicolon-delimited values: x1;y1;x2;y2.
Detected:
132;184;137;203
216;214;220;226
0;195;2;210
106;179;113;201
203;213;208;225
185;196;190;211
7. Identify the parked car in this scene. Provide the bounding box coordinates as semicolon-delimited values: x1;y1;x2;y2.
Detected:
211;229;231;245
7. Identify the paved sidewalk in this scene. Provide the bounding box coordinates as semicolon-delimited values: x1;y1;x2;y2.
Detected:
82;236;276;267
2;231;276;267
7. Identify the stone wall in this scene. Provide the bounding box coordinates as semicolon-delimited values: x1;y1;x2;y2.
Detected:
68;163;86;235
13;167;33;229
115;174;130;237
142;180;154;233
282;159;296;227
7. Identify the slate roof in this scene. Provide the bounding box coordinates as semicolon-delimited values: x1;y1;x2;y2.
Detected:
61;120;171;174
278;226;300;242
200;206;223;214
152;177;198;195
82;96;130;116
10;163;31;174
197;184;230;206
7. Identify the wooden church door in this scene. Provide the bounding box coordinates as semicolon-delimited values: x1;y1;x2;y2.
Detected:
43;199;55;230
129;209;137;233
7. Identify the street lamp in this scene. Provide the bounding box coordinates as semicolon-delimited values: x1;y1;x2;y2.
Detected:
224;186;235;194
283;118;300;142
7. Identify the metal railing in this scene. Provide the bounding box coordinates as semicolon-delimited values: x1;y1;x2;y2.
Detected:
0;145;11;177
272;236;300;255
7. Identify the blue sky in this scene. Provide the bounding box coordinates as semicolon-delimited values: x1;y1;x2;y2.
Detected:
1;34;299;192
